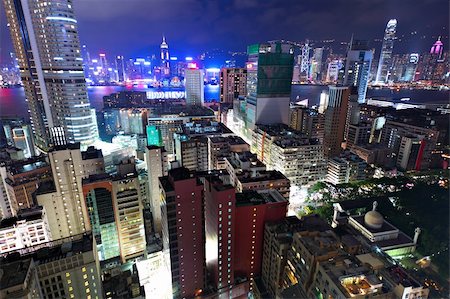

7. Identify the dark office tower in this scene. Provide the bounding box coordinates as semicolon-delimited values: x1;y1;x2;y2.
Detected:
3;0;97;150
160;35;170;76
343;39;373;103
375;19;397;84
323;86;350;157
81;44;91;78
204;176;236;294
245;43;294;129
116;55;126;82
160;168;205;298
220;68;247;103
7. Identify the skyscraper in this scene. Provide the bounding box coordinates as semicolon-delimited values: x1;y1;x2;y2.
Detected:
375;19;397;84
245;43;294;129
116;55;126;82
161;35;170;76
219;68;247;104
323;86;350;157
185;67;205;106
159;167;205;298
401;53;419;82
145;145;168;235
343;39;373;103
3;0;97;150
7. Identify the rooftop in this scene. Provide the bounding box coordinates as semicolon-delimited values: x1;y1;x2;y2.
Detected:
0;258;32;291
237;170;289;183
0;206;44;229
7;157;49;176
81;146;103;160
235;189;287;207
208;135;248;146
255;123;320;148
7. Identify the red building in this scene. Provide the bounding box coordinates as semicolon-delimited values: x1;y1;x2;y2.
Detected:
233;190;288;288
159;167;205;298
204;175;236;293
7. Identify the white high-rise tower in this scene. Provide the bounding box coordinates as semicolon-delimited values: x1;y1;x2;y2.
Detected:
3;0;97;150
375;19;397;84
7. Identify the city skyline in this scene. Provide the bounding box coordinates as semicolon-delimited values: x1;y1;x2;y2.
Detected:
0;0;449;62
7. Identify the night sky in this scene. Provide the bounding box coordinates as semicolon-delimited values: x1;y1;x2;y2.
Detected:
0;0;448;63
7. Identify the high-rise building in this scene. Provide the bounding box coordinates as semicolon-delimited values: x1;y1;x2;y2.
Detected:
82;174;121;262
252;124;327;187
220;68;247;103
326;59;344;82
115;55;126;82
203;175;237;293
375;19;397;84
245;43;294;129
234;190;288;288
430;36;444;58
3;120;35;158
174;134;209;171
159;167;205;298
326;153;368;185
35;144;104;240
145;145;168;235
185;67;204;106
0;206;51;254
401;53;419;82
323;86;350;157
3;0;97;149
0;259;43;298
343;39;373;103
5;157;52;215
309;47;323;81
160;36;170;76
208;135;249;170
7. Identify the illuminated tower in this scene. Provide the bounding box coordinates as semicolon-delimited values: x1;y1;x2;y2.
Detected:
300;40;311;75
160;35;170;76
3;0;97;150
343;39;373;103
430;37;444;59
375;19;397;84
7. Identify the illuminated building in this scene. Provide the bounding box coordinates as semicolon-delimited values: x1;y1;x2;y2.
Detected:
4;157;52;215
3;120;35;158
219;68;247;104
144;145;168;235
3;0;97;149
174;134;209;171
234;189;288;289
147;106;216;154
146;125;163;146
333;200;422;257
401;53;419;82
342;39;373;103
380;120;439;171
160;36;170;76
375;19;397;84
258;215;330;298
203;175;237;293
82;174;120;262
5;233;103;299
225;151;291;199
252;124;326;187
0;206;51;254
185;67;204;106
430;36;444;58
245;43;294;129
35;144;104;240
118;108;148;135
309;47;323;81
112;160;146;262
323;86;350;157
159;167;205;298
115;55;126;82
136;251;172;299
208;135;249;170
326;152;368;185
326;59;343;82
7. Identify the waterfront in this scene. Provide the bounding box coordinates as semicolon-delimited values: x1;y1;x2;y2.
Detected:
0;84;448;118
